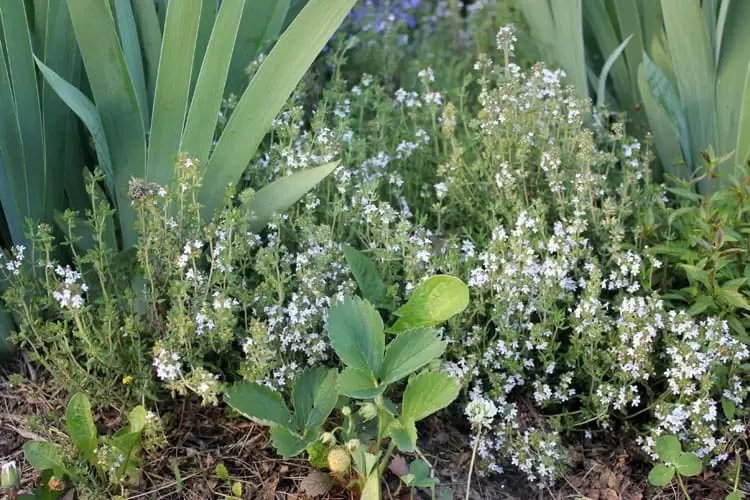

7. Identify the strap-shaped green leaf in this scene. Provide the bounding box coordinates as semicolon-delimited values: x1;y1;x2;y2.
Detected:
114;0;149;129
132;0;162;113
147;0;201;187
181;0;246;166
200;0;354;217
225;0;290;98
0;0;46;222
65;393;98;460
66;0;146;247
661;0;717;173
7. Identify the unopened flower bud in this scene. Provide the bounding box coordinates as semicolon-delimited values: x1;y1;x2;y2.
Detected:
346;439;360;452
1;461;19;490
358;402;378;421
320;432;336;445
48;475;64;492
341;406;352;416
327;447;351;474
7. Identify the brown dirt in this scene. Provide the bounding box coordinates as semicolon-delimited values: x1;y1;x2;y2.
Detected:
2;355;749;500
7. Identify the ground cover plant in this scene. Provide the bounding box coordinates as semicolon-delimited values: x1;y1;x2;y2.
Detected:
1;0;750;499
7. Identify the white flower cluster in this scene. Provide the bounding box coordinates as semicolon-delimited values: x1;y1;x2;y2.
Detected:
52;265;88;310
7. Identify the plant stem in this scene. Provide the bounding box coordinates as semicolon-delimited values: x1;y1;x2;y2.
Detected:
675;473;691;500
465;425;482;500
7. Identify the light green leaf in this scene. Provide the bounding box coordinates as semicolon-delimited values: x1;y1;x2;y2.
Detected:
722;398;736;420
225;381;291;427
674;452;703;477
128;405;147;433
717;288;750;310
327;296;384;374
199;0;355;217
380;328;446;384
648;463;675;486
656;435;682;462
401;372;460;423
65;393;97;457
407;459;437;488
269;425;310;458
387;418;417;452
225;0;290;97
147;0;201;187
337;367;385;399
33;57;115;198
597;35;633;108
131;0;162;112
343;245;389;309
181;0;245;166
23;441;66;477
661;0;717;176
243;162;337;232
726;491;744;500
389;276;469;333
715;0;750;169
66;0;147;247
114;0;148;128
296;369;338;431
360;470;382;500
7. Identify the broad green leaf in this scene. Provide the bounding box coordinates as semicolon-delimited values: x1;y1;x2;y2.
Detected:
648;464;675;486
293;367;327;430
722;398;736;420
128;405;147;433
401;372;460;422
269;425;310;458
380;328;446;384
66;0;147;247
726;492;744;500
199;0;355;217
299;369;338;431
225;0;290;97
717;288;750;310
181;0;245;166
23;441;66;476
389;276;469;334
337;367;385;399
225;381;291;427
34;57;115;198
661;0;717;178
242;162;337;232
65;393;97;457
147;0;201;187
407;459;437;488
387;418;417;452
327;296;384;374
343;245;389;309
656;435;682;462
674;452;702;477
360;470;382;500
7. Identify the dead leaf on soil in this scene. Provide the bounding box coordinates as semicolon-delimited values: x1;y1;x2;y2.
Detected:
299;470;334;498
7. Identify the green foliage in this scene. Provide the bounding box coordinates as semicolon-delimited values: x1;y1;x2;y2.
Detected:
23;392;164;496
648;157;750;336
388;275;470;333
515;0;750;187
648;435;703;496
226;282;466;497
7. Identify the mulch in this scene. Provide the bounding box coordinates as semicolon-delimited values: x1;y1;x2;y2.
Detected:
1;354;747;500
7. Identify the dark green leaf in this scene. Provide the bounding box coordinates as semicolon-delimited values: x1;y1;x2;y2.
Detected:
380;327;445;384
269;425;309;458
344;245;389;309
225;381;291;427
336;367;384;399
327;296;384;374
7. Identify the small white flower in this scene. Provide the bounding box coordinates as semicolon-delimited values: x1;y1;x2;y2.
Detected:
465;398;498;428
